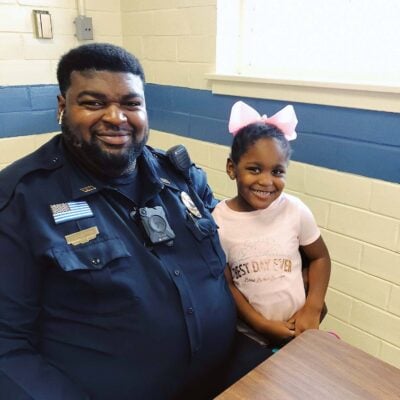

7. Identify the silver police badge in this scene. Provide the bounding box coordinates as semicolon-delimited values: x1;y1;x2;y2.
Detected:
180;191;201;218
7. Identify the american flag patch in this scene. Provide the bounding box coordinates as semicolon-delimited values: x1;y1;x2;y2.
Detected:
50;201;94;225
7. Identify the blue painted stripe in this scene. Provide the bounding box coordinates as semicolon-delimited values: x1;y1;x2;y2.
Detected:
0;83;398;183
145;84;400;183
0;87;31;113
0;85;59;137
0;110;58;137
292;133;400;182
30;85;60;111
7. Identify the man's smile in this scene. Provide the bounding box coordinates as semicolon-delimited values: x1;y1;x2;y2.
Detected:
95;132;132;146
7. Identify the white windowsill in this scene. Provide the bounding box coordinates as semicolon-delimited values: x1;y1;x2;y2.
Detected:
206;74;400;113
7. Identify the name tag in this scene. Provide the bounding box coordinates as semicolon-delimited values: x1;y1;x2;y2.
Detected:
65;226;99;246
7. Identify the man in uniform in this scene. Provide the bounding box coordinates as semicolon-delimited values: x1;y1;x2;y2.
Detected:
0;43;237;399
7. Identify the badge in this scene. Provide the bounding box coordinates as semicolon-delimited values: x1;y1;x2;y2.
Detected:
180;191;201;218
65;226;99;246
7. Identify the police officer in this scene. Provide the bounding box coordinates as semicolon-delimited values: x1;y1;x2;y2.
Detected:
0;43;237;399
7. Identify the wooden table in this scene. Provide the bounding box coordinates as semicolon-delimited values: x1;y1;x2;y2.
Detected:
215;329;400;400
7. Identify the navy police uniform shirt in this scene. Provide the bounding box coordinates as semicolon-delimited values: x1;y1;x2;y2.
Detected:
0;135;236;400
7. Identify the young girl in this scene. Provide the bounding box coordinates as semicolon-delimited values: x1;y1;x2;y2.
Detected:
213;101;331;346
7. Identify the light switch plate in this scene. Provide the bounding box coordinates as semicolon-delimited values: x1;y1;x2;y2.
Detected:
33;10;53;39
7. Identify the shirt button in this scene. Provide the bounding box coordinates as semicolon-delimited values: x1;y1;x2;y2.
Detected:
91;258;101;266
174;270;180;277
187;307;194;315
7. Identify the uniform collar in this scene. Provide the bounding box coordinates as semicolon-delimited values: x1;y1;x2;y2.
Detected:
0;134;179;210
63;143;165;204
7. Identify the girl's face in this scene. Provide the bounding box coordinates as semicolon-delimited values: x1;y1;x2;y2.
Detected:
227;137;288;212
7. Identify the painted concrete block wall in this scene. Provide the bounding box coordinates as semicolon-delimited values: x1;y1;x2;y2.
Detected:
0;0;123;153
0;0;123;149
0;132;57;170
0;0;122;86
121;0;217;90
122;2;400;368
147;130;400;369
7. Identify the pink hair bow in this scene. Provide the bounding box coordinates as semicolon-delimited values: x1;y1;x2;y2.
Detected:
228;101;298;141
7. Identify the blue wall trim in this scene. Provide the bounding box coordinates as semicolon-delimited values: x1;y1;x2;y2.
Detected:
0;85;59;137
145;84;400;184
1;83;399;183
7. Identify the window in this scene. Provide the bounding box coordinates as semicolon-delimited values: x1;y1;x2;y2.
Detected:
216;0;400;86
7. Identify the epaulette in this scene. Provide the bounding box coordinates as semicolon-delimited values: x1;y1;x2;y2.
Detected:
147;145;168;160
149;144;197;170
143;145;198;194
0;135;63;210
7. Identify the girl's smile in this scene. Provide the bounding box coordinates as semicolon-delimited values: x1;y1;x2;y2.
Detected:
251;189;277;199
227;137;287;212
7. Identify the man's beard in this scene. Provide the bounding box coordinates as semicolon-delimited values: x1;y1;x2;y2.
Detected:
61;120;148;178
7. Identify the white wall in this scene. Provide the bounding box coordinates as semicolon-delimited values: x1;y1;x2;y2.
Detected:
121;0;217;89
0;0;123;86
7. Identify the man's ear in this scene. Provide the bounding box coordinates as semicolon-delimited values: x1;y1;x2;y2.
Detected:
226;158;236;180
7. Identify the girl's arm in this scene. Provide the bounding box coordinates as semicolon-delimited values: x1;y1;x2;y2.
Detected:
224;266;295;342
290;236;331;335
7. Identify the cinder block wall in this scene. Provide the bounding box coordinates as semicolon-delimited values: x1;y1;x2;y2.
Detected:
146;131;400;369
0;0;399;369
147;131;400;368
0;0;123;86
122;0;400;369
121;0;216;90
0;0;123;167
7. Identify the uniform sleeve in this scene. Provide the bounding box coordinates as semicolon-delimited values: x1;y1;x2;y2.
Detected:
0;200;89;400
297;199;321;246
189;165;219;211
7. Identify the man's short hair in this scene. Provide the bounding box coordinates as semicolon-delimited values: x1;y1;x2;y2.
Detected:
57;43;145;95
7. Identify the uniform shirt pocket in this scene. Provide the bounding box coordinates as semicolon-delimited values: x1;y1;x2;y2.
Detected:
51;237;130;271
46;237;136;316
185;214;226;278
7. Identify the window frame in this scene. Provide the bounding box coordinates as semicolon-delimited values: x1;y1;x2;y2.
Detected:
212;0;400;112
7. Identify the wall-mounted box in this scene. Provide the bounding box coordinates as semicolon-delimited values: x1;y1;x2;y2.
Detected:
74;16;93;40
33;10;53;39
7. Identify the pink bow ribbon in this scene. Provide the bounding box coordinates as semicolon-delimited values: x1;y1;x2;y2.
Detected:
228;101;298;141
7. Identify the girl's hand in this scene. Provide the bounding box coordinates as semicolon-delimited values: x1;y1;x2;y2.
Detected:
297;236;331;337
289;305;321;336
261;320;295;342
224;266;295;343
